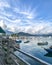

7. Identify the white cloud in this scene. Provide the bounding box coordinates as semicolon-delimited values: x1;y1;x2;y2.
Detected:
14;7;37;20
11;19;21;23
9;27;16;32
0;17;52;34
0;1;10;8
14;8;29;15
0;0;52;34
0;20;7;30
0;13;52;34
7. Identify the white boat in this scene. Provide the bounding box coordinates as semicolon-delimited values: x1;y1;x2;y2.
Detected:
15;40;22;43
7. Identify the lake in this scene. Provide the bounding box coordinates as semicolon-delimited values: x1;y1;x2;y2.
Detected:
15;36;52;65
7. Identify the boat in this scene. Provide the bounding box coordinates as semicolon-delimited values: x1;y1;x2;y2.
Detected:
44;53;52;57
37;42;48;45
44;46;52;53
44;48;52;53
24;40;30;43
15;40;22;43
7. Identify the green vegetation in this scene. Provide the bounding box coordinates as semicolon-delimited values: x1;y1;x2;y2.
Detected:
11;33;19;37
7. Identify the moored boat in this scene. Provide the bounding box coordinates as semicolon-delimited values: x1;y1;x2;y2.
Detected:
44;48;52;53
37;42;48;45
15;40;22;43
24;40;30;43
44;53;52;57
44;46;52;53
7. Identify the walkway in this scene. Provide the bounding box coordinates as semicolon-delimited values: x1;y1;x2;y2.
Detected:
0;48;4;65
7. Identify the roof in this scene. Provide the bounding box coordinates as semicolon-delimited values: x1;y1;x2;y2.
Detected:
0;27;5;33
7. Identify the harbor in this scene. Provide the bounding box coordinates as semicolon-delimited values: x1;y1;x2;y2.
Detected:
0;36;52;65
0;27;52;65
0;0;52;64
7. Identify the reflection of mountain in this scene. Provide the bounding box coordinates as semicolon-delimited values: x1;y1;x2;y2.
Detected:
17;32;52;36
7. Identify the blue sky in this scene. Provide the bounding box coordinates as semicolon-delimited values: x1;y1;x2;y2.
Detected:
0;0;52;34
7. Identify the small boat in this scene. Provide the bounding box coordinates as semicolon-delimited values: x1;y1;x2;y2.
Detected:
37;42;48;45
24;41;30;43
15;40;22;43
44;48;52;53
44;53;52;57
44;46;52;53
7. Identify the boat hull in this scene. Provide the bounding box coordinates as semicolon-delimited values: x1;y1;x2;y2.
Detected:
15;40;22;43
38;42;48;45
44;48;52;53
24;41;29;43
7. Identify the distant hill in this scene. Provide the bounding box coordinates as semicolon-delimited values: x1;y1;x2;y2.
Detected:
17;32;33;36
5;30;13;35
5;31;52;36
17;32;52;36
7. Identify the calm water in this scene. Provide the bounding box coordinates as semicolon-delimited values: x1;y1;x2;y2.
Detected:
15;36;52;65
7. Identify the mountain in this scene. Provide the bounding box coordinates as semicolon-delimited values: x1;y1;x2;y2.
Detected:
17;32;52;36
5;30;13;35
5;31;52;36
17;32;33;36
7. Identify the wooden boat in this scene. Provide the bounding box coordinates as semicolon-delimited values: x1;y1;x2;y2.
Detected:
24;41;30;43
15;40;22;43
37;42;48;45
